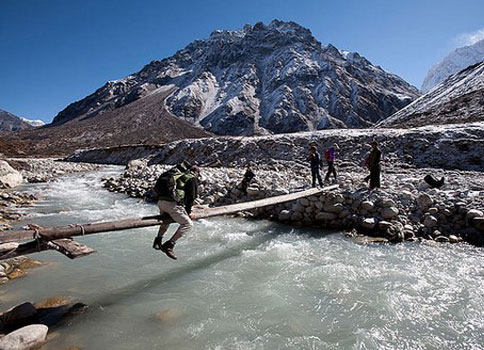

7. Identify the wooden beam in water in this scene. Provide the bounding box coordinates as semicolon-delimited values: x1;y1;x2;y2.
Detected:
0;185;338;258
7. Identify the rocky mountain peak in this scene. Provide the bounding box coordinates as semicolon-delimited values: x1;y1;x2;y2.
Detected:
51;20;419;135
422;38;484;93
0;109;41;132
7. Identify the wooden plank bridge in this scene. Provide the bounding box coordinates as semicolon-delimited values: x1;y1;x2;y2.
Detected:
0;185;338;260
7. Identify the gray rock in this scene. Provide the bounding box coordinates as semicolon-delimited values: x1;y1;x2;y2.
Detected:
435;235;450;243
428;207;438;215
0;324;48;350
472;217;484;231
360;218;376;230
278;210;292;221
0;302;37;329
291;212;303;221
292;202;305;213
315;212;337;221
449;235;460;243
334;194;345;203
378;221;393;230
417;193;433;208
324;202;343;214
467;209;484;221
338;209;351;219
381;207;399;220
127;159;145;170
299;198;310;207
423;215;438;228
246;187;259;196
381;198;396;208
360;200;374;211
0;161;23;189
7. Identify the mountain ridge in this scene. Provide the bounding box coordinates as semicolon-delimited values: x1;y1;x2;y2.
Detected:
421;38;484;93
51;20;420;135
0;109;42;132
378;61;484;128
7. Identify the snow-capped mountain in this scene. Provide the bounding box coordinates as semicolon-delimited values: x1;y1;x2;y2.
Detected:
52;20;419;135
20;117;45;127
378;61;484;128
0;109;40;132
421;38;484;93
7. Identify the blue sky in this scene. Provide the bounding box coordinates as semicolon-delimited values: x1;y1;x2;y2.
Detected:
1;0;483;123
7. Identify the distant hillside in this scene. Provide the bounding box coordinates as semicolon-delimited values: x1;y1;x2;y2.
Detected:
1;88;211;157
0;109;36;132
378;62;484;128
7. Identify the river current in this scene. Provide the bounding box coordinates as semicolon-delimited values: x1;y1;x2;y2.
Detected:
1;168;483;350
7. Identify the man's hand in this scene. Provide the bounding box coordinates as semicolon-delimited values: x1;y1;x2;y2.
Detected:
189;213;197;220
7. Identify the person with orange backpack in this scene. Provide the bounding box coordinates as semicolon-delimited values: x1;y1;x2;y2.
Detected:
324;144;339;183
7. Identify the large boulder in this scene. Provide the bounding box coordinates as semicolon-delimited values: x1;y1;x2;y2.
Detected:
0;161;23;188
360;218;376;230
381;207;399;220
467;209;484;222
0;324;48;350
0;302;37;331
278;210;292;221
423;215;438;228
417;193;433;209
472;217;484;232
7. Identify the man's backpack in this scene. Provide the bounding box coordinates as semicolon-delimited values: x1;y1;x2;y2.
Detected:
324;149;331;161
153;167;183;201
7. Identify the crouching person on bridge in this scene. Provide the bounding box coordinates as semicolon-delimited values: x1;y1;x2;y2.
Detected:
152;162;200;260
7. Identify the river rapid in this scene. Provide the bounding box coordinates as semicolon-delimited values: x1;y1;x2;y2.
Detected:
1;168;483;350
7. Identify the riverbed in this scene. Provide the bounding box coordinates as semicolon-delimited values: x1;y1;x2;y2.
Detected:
1;168;483;349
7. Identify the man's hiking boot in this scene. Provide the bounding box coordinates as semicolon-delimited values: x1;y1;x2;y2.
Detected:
161;240;177;260
152;237;162;250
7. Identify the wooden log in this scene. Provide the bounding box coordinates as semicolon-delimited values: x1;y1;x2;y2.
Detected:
193;185;338;219
0;185;339;257
47;239;96;259
0;239;96;260
0;215;174;244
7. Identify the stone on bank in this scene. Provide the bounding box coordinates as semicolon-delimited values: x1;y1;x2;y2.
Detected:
0;324;48;350
0;161;23;189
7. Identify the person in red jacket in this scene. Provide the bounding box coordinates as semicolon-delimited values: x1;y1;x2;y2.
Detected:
324;144;339;183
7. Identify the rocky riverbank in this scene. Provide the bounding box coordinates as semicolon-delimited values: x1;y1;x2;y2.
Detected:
0;158;102;285
0;158;101;230
103;158;484;246
0;296;87;349
0;159;97;349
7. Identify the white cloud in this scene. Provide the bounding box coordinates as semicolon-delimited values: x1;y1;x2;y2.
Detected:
454;27;484;47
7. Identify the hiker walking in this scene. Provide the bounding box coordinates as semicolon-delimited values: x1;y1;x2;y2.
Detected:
324;144;339;183
308;145;323;188
240;164;256;195
152;161;200;260
364;141;382;189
